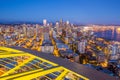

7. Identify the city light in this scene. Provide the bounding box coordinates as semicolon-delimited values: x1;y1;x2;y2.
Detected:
0;0;120;79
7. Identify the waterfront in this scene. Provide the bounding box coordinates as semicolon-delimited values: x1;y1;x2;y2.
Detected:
0;23;120;79
94;27;120;42
0;0;120;79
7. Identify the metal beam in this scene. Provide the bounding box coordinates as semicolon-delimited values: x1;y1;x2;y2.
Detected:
0;53;30;58
1;57;35;76
55;70;68;80
32;55;58;66
12;66;63;80
0;47;22;53
0;68;43;80
63;67;89;80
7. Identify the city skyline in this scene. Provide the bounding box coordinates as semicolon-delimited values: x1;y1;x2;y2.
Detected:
0;0;120;24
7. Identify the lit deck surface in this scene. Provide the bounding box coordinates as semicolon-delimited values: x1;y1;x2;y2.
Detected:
0;47;116;80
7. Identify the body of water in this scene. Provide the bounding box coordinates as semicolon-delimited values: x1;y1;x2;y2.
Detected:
94;27;120;42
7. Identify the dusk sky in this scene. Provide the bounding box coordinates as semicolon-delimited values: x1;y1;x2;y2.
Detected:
0;0;120;24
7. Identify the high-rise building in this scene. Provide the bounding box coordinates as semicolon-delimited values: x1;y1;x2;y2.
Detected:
59;19;63;27
72;32;77;38
56;22;59;27
78;40;86;53
53;30;57;38
23;24;27;37
108;44;119;60
55;22;59;32
111;44;118;55
43;19;47;26
36;24;39;36
66;20;69;25
0;27;1;33
44;32;49;40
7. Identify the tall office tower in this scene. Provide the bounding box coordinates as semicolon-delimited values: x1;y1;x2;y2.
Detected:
44;32;49;40
43;19;47;26
56;22;59;27
53;30;57;38
49;23;53;27
62;29;66;37
36;24;39;36
109;44;119;60
72;32;77;38
111;44;118;55
23;24;27;37
59;19;63;27
78;40;86;54
0;27;1;33
55;22;59;32
66;20;69;25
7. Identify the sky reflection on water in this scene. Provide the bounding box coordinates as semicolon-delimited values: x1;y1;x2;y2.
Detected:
94;27;120;42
